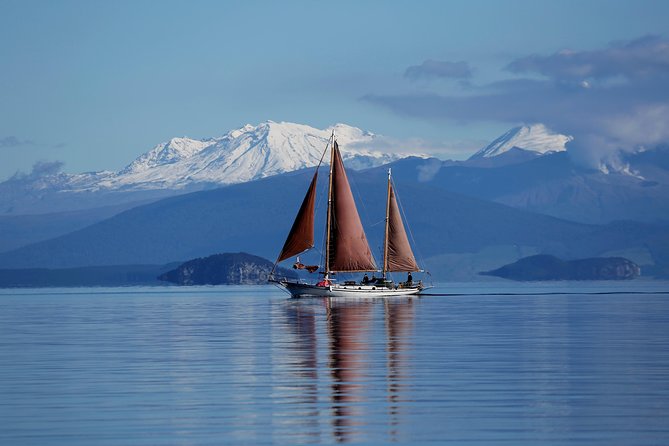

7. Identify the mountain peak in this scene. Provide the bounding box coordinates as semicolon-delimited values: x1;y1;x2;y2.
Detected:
470;124;572;159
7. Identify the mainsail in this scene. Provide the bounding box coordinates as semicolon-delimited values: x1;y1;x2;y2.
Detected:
384;177;420;272
327;143;377;272
276;171;318;263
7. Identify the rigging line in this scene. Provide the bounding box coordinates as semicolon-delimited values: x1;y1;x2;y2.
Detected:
315;132;332;170
309;132;334;265
311;245;325;263
348;168;374;233
313;134;334;256
310;131;333;221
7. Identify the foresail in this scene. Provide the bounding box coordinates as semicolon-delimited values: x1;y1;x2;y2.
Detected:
277;171;318;263
329;143;377;272
386;183;420;272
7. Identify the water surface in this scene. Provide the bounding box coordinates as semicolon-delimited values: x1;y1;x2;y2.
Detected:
1;282;668;444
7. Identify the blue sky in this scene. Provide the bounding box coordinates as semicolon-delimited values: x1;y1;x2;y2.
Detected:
1;0;668;180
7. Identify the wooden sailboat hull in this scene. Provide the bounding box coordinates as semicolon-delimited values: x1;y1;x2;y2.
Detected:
277;280;424;298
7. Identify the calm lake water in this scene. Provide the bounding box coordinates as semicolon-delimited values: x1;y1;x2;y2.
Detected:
1;282;668;445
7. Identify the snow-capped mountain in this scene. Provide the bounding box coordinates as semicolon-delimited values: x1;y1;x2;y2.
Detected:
470;124;572;159
0;121;431;215
20;122;425;193
107;121;407;190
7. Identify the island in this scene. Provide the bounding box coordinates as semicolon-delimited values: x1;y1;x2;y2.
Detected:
158;252;297;285
480;254;640;281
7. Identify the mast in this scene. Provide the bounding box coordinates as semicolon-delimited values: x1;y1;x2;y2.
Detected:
383;168;392;278
324;131;335;278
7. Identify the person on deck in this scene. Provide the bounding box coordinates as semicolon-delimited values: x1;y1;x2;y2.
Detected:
407;272;413;286
362;274;369;284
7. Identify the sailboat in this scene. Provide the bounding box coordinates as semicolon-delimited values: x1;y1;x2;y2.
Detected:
270;133;427;298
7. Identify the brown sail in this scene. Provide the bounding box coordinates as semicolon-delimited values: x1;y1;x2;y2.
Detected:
276;171;318;263
385;182;420;272
328;143;377;272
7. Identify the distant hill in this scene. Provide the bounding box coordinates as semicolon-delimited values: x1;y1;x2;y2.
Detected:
158;252;296;285
0;166;667;280
0;201;154;253
481;255;641;281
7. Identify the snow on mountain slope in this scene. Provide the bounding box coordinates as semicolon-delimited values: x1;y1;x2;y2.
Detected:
17;122;424;193
103;121;415;189
120;137;214;174
470;124;572;159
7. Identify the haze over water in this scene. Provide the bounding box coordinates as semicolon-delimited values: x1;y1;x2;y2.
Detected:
1;283;668;445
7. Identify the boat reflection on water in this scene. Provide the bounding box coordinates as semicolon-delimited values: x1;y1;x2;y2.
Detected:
326;299;373;442
279;297;417;443
283;301;318;380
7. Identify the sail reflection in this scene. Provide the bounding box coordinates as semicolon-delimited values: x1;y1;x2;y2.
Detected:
326;299;374;443
385;298;415;440
283;302;318;379
278;301;321;442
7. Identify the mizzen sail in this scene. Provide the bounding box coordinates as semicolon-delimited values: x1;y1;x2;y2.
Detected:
385;181;420;272
328;143;377;272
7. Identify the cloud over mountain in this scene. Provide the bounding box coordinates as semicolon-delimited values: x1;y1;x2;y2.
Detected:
9;161;65;182
364;35;669;170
